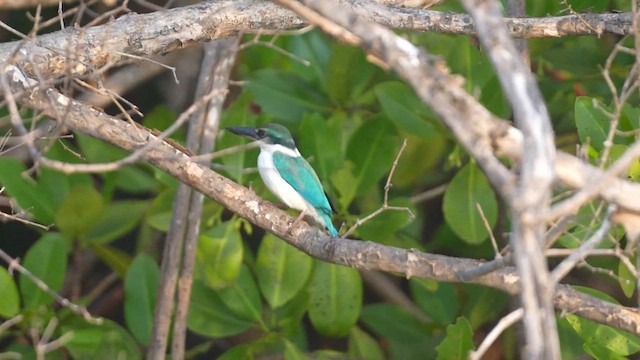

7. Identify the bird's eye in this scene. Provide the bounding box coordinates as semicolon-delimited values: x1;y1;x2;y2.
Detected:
256;129;267;138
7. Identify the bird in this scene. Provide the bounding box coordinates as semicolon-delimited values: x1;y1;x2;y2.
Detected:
226;123;339;237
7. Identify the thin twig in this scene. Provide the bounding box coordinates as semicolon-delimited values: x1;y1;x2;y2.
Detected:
476;203;501;258
0;248;102;324
190;141;260;162
343;139;413;238
469;308;524;360
457;215;576;282
239;34;311;66
410;183;448;204
0;211;52;230
34;318;75;360
550;205;617;284
0;315;24;335
114;51;179;85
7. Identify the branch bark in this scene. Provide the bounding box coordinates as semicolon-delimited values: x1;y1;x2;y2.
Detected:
460;0;558;357
0;0;631;86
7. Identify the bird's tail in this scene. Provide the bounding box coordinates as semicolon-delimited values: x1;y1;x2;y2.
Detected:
320;213;339;237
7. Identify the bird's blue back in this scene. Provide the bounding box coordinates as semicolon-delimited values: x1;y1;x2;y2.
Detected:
272;152;337;236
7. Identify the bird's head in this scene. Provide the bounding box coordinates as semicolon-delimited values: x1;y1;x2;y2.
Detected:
226;123;296;150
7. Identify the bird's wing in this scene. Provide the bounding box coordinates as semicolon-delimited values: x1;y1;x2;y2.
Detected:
272;152;333;215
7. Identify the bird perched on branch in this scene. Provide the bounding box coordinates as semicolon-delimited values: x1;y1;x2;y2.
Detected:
227;123;339;237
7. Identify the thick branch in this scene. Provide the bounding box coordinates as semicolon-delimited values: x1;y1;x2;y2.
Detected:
0;0;631;83
460;0;558;357
5;66;640;337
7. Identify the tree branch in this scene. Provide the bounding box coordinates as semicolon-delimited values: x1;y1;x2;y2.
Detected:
459;0;558;357
0;0;631;87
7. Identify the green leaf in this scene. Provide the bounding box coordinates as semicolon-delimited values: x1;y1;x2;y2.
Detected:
255;234;312;308
146;188;176;232
346;117;399;197
584;342;628;360
246;69;330;121
89;244;132;278
274;290;310;331
124;254;159;346
567;0;609;12
410;278;458;326
375;81;436;138
115;166;158;194
39;167;90;206
85;200;149;245
0;266;20;317
308;261;362;337
62;319;141;360
361;304;438;359
575;97;610;152
565;313;640;356
348;327;384;360
188;279;253;337
288;29;330;88
143;106;180;136
283;339;312;360
462;285;508;329
628;158;640;181
55;185;104;239
326;44;373;106
19;233;68;310
217;265;263;323
330;161;358;212
558;313;589;360
435;317;475;360
622;103;640;131
75;132;128;163
443;162;498;244
220;92;260;184
618;258;636;298
0;157;57;223
298;114;343;182
197;220;244;289
3;343;38;359
217;344;255;360
357;197;415;241
393;134;447;188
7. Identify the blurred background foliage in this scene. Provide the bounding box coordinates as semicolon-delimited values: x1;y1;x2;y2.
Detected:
0;0;639;359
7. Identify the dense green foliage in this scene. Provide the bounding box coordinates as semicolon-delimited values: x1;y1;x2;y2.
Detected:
1;0;639;358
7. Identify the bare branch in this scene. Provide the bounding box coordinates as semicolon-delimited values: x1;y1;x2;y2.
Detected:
172;37;239;360
459;0;558;356
0;1;632;89
548;140;640;220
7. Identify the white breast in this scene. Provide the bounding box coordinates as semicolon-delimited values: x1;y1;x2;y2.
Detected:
257;144;326;226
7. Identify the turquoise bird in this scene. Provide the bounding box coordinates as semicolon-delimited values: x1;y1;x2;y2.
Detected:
227;123;339;237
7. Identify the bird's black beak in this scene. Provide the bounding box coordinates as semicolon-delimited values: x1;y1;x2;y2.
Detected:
226;126;260;140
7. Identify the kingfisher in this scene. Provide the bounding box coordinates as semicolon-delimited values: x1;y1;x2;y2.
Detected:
226;123;339;237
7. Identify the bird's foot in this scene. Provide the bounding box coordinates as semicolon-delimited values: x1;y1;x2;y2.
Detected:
287;210;307;236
